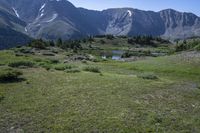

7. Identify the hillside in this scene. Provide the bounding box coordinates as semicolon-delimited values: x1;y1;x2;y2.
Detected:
0;6;31;49
0;37;200;132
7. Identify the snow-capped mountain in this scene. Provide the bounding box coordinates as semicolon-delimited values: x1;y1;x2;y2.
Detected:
1;0;200;49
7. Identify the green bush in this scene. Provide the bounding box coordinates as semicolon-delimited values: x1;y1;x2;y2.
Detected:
197;85;200;89
42;52;55;56
54;64;73;71
0;63;5;66
106;35;114;40
100;39;106;44
0;68;23;83
122;50;151;58
48;59;60;64
137;73;158;80
194;44;200;51
39;63;52;70
29;39;48;49
83;66;101;73
33;58;43;62
65;69;81;73
175;39;200;51
82;60;88;64
8;61;35;68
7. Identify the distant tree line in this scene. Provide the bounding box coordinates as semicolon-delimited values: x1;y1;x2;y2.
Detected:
28;35;171;51
127;36;169;46
95;35;115;40
29;38;82;51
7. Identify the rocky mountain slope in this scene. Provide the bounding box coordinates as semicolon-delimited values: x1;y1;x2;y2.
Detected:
0;0;200;49
0;1;31;49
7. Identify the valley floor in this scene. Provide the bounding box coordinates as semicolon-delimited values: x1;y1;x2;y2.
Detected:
0;48;200;132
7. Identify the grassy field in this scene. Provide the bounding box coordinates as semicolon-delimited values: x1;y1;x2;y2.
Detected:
0;44;200;132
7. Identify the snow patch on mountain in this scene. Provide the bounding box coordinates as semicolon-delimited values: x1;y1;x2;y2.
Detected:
40;13;44;17
40;9;44;17
127;10;132;17
45;13;58;22
49;0;63;2
25;27;27;32
39;3;46;11
12;7;20;18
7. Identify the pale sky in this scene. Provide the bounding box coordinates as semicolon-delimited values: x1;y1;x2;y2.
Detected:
69;0;200;16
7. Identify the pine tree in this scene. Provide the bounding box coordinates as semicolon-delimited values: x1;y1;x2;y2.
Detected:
56;38;63;47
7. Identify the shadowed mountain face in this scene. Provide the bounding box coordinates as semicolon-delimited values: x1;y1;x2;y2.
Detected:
0;0;200;49
0;1;31;49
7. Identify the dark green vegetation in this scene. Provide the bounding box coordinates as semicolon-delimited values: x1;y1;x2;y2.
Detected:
8;61;35;68
0;68;23;83
83;66;101;73
137;72;159;80
175;38;200;52
0;36;200;132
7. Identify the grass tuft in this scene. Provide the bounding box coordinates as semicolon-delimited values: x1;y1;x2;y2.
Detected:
65;69;81;73
137;73;159;80
54;64;74;71
83;66;101;73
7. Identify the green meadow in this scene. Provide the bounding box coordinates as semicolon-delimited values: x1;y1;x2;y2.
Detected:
0;37;200;132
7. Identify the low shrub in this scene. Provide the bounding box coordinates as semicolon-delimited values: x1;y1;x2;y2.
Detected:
15;53;24;57
106;35;114;40
197;85;200;89
175;39;200;52
83;66;101;73
54;64;73;71
18;48;34;54
99;73;104;76
8;61;35;68
42;52;55;56
82;60;88;64
0;68;23;83
122;51;140;58
100;39;106;44
65;69;81;73
137;73;158;80
29;39;48;49
48;59;60;64
0;63;5;66
91;58;102;62
39;63;52;70
33;58;43;62
194;44;200;51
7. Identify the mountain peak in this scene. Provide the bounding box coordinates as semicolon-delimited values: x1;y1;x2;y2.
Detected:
0;0;200;49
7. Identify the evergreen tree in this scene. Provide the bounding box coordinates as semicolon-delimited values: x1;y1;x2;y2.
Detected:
56;38;63;47
49;40;55;46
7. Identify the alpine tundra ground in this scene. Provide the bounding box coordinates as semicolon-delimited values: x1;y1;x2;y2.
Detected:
0;39;200;132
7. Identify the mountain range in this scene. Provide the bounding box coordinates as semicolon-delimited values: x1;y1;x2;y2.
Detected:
1;0;200;49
